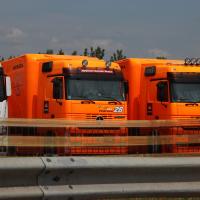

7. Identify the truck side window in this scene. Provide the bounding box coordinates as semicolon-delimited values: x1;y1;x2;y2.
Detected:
52;77;63;99
157;81;168;102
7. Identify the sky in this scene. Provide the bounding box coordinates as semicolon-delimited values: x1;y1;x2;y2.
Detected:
0;0;199;59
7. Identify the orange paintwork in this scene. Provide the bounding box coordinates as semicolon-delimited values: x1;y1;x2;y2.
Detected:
117;58;200;153
116;58;200;120
2;54;128;155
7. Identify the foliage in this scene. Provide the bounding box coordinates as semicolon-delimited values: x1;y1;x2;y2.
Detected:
156;56;167;59
57;49;65;55
110;49;126;61
71;50;78;55
1;47;127;62
46;49;54;54
82;46;105;59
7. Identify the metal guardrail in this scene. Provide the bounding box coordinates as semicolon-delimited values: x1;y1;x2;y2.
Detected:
0;118;200;155
0;156;200;199
0;135;200;147
1;118;200;127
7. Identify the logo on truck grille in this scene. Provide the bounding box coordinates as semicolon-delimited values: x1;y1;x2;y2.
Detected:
96;116;104;120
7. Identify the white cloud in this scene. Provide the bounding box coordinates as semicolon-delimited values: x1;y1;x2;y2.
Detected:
5;28;25;40
0;27;26;46
91;39;125;51
50;37;59;44
147;48;171;58
91;39;112;49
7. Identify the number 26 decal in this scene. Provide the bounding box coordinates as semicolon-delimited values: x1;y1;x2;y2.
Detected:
114;106;123;113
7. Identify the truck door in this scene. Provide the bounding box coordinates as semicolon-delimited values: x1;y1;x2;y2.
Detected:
42;76;66;119
146;80;177;120
146;79;177;153
41;76;68;155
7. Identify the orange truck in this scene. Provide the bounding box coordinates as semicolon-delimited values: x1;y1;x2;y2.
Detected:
117;58;200;153
2;54;128;155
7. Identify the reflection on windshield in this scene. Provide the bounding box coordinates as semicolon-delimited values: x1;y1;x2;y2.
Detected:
66;79;125;101
171;82;200;103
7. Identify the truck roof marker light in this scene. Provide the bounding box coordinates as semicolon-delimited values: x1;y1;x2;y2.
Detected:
185;57;190;65
191;58;197;65
82;60;88;69
105;61;111;69
196;58;200;66
184;57;200;66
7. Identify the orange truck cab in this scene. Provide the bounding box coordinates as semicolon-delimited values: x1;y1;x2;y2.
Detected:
117;58;200;153
2;54;128;155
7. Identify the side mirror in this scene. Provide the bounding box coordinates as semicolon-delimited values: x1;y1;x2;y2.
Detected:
157;81;168;102
6;77;11;97
52;77;63;99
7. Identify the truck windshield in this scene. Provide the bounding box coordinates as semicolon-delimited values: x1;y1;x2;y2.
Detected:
66;79;125;101
171;82;200;103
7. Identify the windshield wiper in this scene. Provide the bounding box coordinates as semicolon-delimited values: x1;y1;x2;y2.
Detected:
100;95;122;105
76;96;96;104
83;96;96;104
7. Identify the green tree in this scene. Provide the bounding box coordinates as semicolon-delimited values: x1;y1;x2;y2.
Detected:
156;56;167;59
95;46;105;59
83;46;105;59
8;56;15;59
71;50;78;55
57;49;65;55
46;49;54;54
83;48;88;56
110;49;126;61
71;47;126;61
90;47;95;57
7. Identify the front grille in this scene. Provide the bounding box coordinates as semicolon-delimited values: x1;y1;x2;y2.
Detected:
86;114;113;120
64;113;126;120
79;128;120;130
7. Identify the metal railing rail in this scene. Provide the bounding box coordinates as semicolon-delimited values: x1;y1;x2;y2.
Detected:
0;118;200;127
0;156;200;199
0;118;199;150
0;118;200;148
0;135;200;147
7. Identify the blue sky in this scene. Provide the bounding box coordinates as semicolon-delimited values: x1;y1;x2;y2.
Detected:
0;0;199;59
